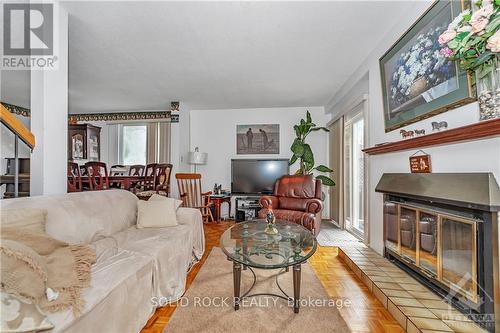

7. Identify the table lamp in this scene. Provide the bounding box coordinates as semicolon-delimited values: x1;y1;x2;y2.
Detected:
188;147;207;173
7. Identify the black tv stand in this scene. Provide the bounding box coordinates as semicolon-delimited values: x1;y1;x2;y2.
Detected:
234;195;263;222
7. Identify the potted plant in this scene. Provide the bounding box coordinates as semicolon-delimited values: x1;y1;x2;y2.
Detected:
438;0;500;120
289;111;335;187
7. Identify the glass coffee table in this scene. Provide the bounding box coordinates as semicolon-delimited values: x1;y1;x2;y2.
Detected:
220;219;317;313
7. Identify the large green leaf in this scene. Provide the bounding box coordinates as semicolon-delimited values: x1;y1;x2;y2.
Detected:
294;125;301;138
289;154;298;166
314;165;333;173
290;138;305;157
310;127;330;132
306;110;312;124
316;175;336;186
302;144;314;171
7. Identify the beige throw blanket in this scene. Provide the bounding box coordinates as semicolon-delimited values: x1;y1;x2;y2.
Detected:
1;228;96;315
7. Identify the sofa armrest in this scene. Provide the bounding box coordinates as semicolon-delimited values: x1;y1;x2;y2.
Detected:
305;198;323;214
259;196;279;209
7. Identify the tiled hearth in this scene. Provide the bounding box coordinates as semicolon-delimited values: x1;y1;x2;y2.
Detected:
338;244;487;333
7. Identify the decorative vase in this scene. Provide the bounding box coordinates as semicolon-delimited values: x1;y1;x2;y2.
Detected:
476;57;500;121
409;77;428;98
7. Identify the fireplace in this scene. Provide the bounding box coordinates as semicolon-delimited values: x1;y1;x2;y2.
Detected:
376;173;500;332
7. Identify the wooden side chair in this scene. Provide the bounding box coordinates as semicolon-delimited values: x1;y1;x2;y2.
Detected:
109;164;126;188
67;162;82;192
141;163;157;190
128;164;145;190
110;164;126;176
136;163;173;200
129;165;145;176
175;173;214;223
85;161;109;191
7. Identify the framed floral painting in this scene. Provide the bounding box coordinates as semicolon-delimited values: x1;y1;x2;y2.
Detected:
380;0;475;132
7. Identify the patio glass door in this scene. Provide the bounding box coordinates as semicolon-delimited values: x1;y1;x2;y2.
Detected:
344;113;365;238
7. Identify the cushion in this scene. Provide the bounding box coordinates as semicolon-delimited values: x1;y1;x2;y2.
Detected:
0;239;47;301
137;196;178;228
0;292;54;333
0;209;47;233
149;194;183;209
0;190;138;245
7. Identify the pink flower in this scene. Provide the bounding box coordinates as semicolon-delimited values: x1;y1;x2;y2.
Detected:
470;16;489;34
438;29;457;45
439;47;454;57
474;4;494;19
486;30;500;53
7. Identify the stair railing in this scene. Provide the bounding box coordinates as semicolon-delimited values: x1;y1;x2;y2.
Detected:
0;103;35;198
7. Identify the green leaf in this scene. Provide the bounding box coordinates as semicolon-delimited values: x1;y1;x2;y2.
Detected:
310;127;330;132
473;51;493;69
289;154;298;166
290;138;305;157
316;175;336;186
486;15;500;33
495;0;500;6
463;13;472;21
314;165;333;173
447;39;459;50
456;32;469;41
302;144;314;171
306;110;312;124
294;125;301;138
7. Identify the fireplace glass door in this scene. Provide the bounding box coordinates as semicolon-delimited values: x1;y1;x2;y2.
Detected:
418;211;438;276
441;216;477;299
400;207;417;263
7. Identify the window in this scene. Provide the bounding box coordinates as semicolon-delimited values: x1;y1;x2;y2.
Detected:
121;125;147;165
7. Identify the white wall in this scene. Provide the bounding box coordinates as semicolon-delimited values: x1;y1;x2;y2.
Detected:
190;106;331;218
328;0;500;254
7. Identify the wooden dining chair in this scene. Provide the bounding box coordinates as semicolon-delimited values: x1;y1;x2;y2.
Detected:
175;173;214;223
136;163;173;200
67;162;82;192
129;165;145;176
110;164;126;176
142;163;157;190
85;161;109;191
109;164;126;188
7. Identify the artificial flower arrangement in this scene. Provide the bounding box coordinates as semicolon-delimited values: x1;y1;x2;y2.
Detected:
390;26;454;108
438;0;499;80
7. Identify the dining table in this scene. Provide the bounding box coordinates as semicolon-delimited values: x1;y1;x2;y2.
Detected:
76;175;146;191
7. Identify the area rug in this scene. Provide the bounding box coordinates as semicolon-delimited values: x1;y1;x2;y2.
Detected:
317;221;361;247
164;248;350;333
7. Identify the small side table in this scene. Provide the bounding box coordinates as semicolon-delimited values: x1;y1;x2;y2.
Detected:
210;195;231;222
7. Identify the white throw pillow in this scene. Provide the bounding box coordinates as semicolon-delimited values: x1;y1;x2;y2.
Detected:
137;196;179;228
148;194;183;210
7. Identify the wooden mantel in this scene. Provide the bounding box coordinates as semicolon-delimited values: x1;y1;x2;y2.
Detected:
363;118;500;155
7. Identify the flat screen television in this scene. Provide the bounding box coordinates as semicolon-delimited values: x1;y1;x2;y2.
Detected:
231;159;289;195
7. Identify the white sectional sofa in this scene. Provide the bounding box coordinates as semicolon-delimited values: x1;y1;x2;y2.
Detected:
0;190;205;333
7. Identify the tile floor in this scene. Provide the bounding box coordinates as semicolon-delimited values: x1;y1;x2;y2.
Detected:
338;245;489;333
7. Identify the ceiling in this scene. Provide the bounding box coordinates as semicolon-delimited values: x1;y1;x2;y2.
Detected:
1;1;412;113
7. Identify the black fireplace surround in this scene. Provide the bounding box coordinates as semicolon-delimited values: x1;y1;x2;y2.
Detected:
376;173;500;332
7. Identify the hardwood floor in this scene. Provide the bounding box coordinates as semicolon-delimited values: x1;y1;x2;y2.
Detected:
141;221;404;333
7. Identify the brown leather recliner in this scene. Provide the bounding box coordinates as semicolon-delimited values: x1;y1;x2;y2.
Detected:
258;174;323;235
